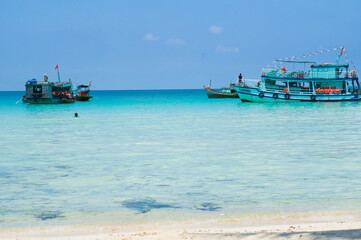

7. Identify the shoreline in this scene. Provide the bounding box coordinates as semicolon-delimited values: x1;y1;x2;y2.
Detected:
1;210;361;239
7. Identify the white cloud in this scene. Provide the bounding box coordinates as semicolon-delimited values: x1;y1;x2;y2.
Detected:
166;38;186;45
144;33;160;41
216;46;239;53
209;25;224;34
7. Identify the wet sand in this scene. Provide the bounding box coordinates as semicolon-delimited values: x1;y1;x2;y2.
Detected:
1;211;361;239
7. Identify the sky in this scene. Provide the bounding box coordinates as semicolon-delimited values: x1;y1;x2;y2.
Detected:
0;0;361;90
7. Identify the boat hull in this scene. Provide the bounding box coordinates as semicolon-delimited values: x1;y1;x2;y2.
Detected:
26;98;75;104
75;96;93;101
235;86;361;102
204;85;239;98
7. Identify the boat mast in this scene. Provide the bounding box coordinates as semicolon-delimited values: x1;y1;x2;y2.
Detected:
55;64;61;83
57;68;60;83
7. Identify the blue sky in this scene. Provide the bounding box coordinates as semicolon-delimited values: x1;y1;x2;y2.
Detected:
1;0;361;90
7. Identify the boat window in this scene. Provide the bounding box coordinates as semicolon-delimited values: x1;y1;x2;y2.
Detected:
265;79;275;85
289;82;298;87
302;82;310;88
33;85;42;93
275;81;286;87
347;81;355;92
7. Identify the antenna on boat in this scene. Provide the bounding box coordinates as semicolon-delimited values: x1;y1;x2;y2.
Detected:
336;47;344;65
209;80;212;87
55;64;60;83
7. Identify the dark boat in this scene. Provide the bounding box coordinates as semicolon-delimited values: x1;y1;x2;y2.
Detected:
75;83;93;101
22;66;76;104
203;83;239;98
23;78;75;104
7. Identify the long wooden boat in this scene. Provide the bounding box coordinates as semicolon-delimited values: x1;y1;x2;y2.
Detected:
204;84;239;98
235;47;360;102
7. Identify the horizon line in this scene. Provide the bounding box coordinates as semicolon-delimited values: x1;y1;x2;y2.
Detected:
0;88;209;92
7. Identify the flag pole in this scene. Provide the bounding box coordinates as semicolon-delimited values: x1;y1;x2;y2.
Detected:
336;47;344;65
57;67;60;83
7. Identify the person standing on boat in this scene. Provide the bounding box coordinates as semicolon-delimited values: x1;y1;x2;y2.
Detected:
238;73;244;86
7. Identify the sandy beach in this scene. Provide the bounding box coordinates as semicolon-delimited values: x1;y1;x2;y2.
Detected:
1;211;361;240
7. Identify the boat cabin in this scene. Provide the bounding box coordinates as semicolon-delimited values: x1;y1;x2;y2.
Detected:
309;63;349;79
76;85;90;96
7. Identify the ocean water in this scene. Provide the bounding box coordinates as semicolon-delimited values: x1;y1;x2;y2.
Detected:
1;89;361;226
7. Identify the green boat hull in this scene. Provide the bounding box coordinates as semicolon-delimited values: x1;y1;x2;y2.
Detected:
75;96;93;101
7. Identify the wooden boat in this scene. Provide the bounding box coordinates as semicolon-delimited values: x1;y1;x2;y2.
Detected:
75;83;93;101
23;78;75;104
204;84;239;98
23;66;76;104
235;47;360;102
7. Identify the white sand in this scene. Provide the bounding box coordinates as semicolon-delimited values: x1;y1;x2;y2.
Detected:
1;211;361;240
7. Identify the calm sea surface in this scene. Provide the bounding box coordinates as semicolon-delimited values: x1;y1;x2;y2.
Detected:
1;90;361;226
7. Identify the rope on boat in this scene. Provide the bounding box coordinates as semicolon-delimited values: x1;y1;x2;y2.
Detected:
15;98;23;104
343;48;357;73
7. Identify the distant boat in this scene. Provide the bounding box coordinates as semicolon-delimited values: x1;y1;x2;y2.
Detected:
75;83;93;101
204;83;239;98
22;65;77;104
23;78;75;104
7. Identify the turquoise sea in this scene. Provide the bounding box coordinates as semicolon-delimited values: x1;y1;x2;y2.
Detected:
1;90;361;226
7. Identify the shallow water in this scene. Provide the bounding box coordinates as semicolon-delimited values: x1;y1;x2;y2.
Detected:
1;90;361;226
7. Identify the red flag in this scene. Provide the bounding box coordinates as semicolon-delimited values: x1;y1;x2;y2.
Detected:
55;64;58;70
340;47;344;56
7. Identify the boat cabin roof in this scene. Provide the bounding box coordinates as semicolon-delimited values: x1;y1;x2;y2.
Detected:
77;85;90;89
25;80;72;88
311;64;349;69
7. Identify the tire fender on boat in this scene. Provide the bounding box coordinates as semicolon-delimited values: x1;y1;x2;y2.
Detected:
273;93;278;99
259;92;264;98
310;95;316;101
284;93;290;100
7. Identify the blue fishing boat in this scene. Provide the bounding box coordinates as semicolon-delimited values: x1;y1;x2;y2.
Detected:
235;47;360;102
